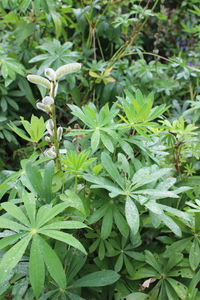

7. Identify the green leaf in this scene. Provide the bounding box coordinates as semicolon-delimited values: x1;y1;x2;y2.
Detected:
167;278;188;299
101;132;114;152
60;190;86;215
187;269;200;299
101;152;124;189
158;214;182;237
189;239;200;271
91;129;100;152
36;202;68;228
132;166;171;189
8;122;32;142
38;235;66;288
130;267;158;280
0;233;25;250
0;216;28;231
145;250;162;273
87;204;108;224
113;208;129;238
164;238;191;257
0;234;31;283
84;174;123;197
42;160;54;202
22;191;36;226
125;293;148;300
41;221;87;230
72;270;120;287
114;253;124;272
39;229;87;254
29;235;45;297
25;162;43;196
101;207;113;240
166;253;183;272
125;197;139;235
1;202;30;227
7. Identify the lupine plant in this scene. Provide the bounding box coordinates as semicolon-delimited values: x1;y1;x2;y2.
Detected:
0;57;200;299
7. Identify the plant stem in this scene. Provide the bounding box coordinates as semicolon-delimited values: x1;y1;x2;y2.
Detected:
49;81;61;170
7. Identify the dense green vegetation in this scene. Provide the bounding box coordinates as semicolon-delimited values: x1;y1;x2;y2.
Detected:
1;0;200;299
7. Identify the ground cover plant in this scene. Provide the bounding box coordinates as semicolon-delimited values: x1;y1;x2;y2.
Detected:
1;0;200;299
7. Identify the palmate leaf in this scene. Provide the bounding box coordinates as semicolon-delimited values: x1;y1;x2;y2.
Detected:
0;234;32;284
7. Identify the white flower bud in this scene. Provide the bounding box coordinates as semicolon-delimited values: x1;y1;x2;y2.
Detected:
44;146;56;158
42;96;54;105
36;102;49;113
57;126;63;140
36;102;52;114
46;119;54;136
27;75;51;89
54;82;58;97
44;68;56;81
55;63;81;80
45;136;51;142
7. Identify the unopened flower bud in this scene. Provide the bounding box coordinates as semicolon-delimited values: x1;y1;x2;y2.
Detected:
45;68;56;81
36;102;49;113
44;146;56;158
57;126;63;140
54;82;58;97
45;136;51;142
55;63;81;80
27;75;51;89
46;119;54;136
42;96;54;105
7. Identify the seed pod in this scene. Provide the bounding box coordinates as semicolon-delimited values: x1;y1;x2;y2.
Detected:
57;126;63;140
45;68;56;81
27;75;51;89
46;119;54;136
42;96;54;105
55;63;81;80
